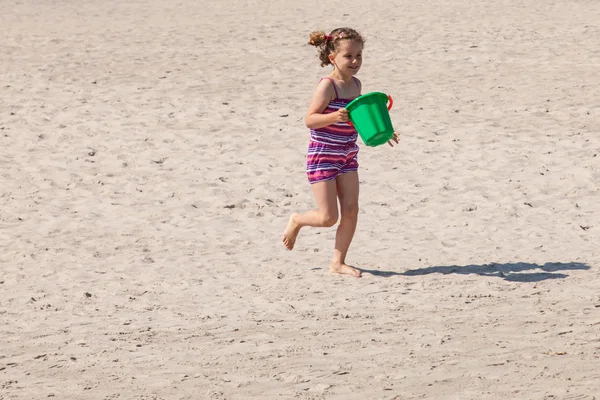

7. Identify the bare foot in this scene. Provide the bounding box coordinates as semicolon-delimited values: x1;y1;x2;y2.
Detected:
330;262;362;277
282;213;301;250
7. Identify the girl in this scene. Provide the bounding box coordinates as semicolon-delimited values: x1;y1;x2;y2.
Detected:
282;27;399;277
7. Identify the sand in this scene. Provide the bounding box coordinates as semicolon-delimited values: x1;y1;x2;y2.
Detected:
2;0;600;399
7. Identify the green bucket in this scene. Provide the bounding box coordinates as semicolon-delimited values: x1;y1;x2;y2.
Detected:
346;92;394;147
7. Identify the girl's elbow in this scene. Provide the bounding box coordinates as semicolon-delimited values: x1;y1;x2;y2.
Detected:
304;116;314;129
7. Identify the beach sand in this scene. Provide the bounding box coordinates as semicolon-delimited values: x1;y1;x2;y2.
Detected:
2;0;600;398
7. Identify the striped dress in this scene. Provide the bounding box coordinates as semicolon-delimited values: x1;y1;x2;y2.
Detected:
306;77;360;184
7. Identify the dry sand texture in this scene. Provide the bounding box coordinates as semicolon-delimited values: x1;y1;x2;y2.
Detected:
2;0;600;399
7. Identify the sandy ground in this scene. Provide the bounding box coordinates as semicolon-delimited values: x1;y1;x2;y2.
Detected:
2;0;600;399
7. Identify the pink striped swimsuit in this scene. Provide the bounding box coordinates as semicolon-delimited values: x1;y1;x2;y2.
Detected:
306;77;360;184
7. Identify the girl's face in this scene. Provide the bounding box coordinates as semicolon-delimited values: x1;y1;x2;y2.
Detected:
329;40;363;76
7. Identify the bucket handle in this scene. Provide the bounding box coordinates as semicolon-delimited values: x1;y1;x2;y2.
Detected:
347;95;394;126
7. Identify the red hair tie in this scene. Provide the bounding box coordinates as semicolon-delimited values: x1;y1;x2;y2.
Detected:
325;35;331;41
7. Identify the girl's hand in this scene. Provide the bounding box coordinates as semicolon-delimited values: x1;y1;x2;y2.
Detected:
388;131;400;147
334;108;350;123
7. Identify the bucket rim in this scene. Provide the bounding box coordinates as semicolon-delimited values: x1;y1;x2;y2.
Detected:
346;91;389;111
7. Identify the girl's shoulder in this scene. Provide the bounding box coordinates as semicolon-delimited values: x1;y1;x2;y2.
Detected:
317;76;336;88
320;76;361;99
314;77;337;97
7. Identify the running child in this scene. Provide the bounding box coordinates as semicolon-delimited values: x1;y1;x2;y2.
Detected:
282;27;399;277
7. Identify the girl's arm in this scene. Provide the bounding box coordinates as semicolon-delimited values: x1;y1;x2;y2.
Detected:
304;80;348;129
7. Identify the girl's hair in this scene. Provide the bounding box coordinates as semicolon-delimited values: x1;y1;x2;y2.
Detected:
308;27;365;67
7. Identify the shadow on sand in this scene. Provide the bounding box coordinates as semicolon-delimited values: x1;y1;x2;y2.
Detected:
360;262;591;282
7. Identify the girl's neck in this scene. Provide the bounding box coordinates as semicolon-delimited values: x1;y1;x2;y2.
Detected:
330;69;353;83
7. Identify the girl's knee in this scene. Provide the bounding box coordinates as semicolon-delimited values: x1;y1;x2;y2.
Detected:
321;211;338;227
341;204;359;219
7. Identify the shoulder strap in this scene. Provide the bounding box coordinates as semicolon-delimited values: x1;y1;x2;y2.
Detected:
320;77;339;98
352;77;361;94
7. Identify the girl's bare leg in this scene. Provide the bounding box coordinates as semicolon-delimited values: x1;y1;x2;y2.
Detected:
330;171;361;277
282;180;338;250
